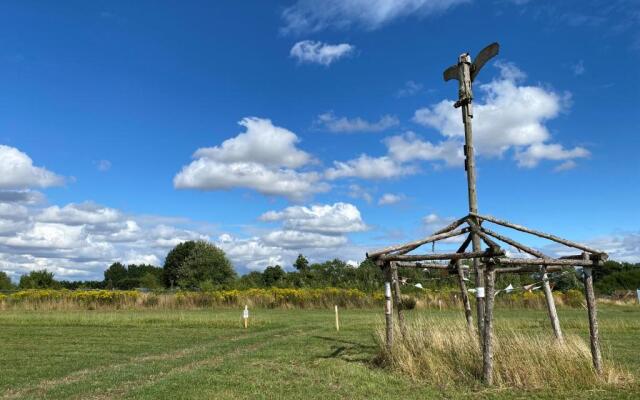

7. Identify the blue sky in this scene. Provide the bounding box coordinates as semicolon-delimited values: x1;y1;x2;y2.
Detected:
0;0;638;280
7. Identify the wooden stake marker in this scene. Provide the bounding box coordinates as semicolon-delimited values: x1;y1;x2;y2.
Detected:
243;305;249;329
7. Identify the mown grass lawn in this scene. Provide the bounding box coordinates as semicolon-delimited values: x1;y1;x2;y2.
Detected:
1;305;638;399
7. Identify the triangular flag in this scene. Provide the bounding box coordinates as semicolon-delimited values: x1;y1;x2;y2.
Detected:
414;283;424;289
505;284;514;293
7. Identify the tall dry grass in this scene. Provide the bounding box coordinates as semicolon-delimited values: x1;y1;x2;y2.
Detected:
375;317;632;389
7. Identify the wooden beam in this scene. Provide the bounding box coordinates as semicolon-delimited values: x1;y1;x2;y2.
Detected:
381;249;504;262
471;213;606;255
482;262;496;385
367;227;470;258
456;260;474;331
480;226;563;341
559;253;607;261
496;266;564;274
541;266;563;342
391;263;406;336
383;264;394;351
496;258;596;267
395;262;452;269
467;219;501;252
583;254;603;374
480;226;545;258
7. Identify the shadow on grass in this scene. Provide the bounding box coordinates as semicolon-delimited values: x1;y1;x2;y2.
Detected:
311;335;377;364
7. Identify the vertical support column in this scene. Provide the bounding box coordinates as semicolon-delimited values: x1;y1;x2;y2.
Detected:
540;266;563;342
391;262;406;336
456;260;474;331
384;263;394;351
457;54;484;338
482;261;496;385
583;254;603;374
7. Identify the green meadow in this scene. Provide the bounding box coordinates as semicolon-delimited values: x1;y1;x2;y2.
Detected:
1;306;638;399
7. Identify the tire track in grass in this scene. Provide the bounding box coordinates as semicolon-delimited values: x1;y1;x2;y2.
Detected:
2;327;285;400
83;334;290;400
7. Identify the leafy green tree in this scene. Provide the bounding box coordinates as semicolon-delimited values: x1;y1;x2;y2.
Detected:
354;259;383;291
293;254;309;271
553;270;581;292
262;265;285;287
139;272;163;289
0;271;15;290
19;270;60;289
238;271;264;289
176;241;236;289
163;241;197;287
104;262;127;289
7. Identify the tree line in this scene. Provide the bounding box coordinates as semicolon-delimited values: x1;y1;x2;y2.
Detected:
1;240;638;294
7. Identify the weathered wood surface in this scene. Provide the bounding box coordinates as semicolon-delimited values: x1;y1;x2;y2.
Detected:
384;265;394;351
391;263;406;336
395;262;453;269
471;213;605;255
461;101;486;338
540;266;563;341
467;219;501;252
496;258;597;266
482;262;496;385
495;265;564;274
382;249;504;262
480;226;562;340
480;226;545;258
367;226;469;258
583;255;603;374
456;260;474;331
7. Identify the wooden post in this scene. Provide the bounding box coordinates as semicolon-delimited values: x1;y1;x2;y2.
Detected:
334;305;340;332
456;260;474;331
391;263;406;336
243;305;249;329
454;53;485;339
384;264;394;350
582;255;603;374
482;262;496;385
541;267;563;342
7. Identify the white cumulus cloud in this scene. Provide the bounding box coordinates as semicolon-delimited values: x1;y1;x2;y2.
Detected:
290;41;355;66
325;155;416;180
412;62;590;169
174;117;329;201
260;202;367;234
315;111;399;133
0;145;65;189
378;193;405;205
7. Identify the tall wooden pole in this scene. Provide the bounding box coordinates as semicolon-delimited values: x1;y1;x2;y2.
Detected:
384;263;394;351
391;262;406;336
482;262;496;385
456;260;474;331
457;53;484;338
582;254;603;374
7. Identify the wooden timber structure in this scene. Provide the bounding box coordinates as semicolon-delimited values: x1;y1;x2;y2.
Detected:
366;43;607;385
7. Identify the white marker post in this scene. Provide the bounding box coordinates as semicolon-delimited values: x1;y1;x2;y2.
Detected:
243;305;249;328
334;305;340;332
637;289;640;305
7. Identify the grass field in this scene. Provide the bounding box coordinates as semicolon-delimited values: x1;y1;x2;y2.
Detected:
1;305;638;399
